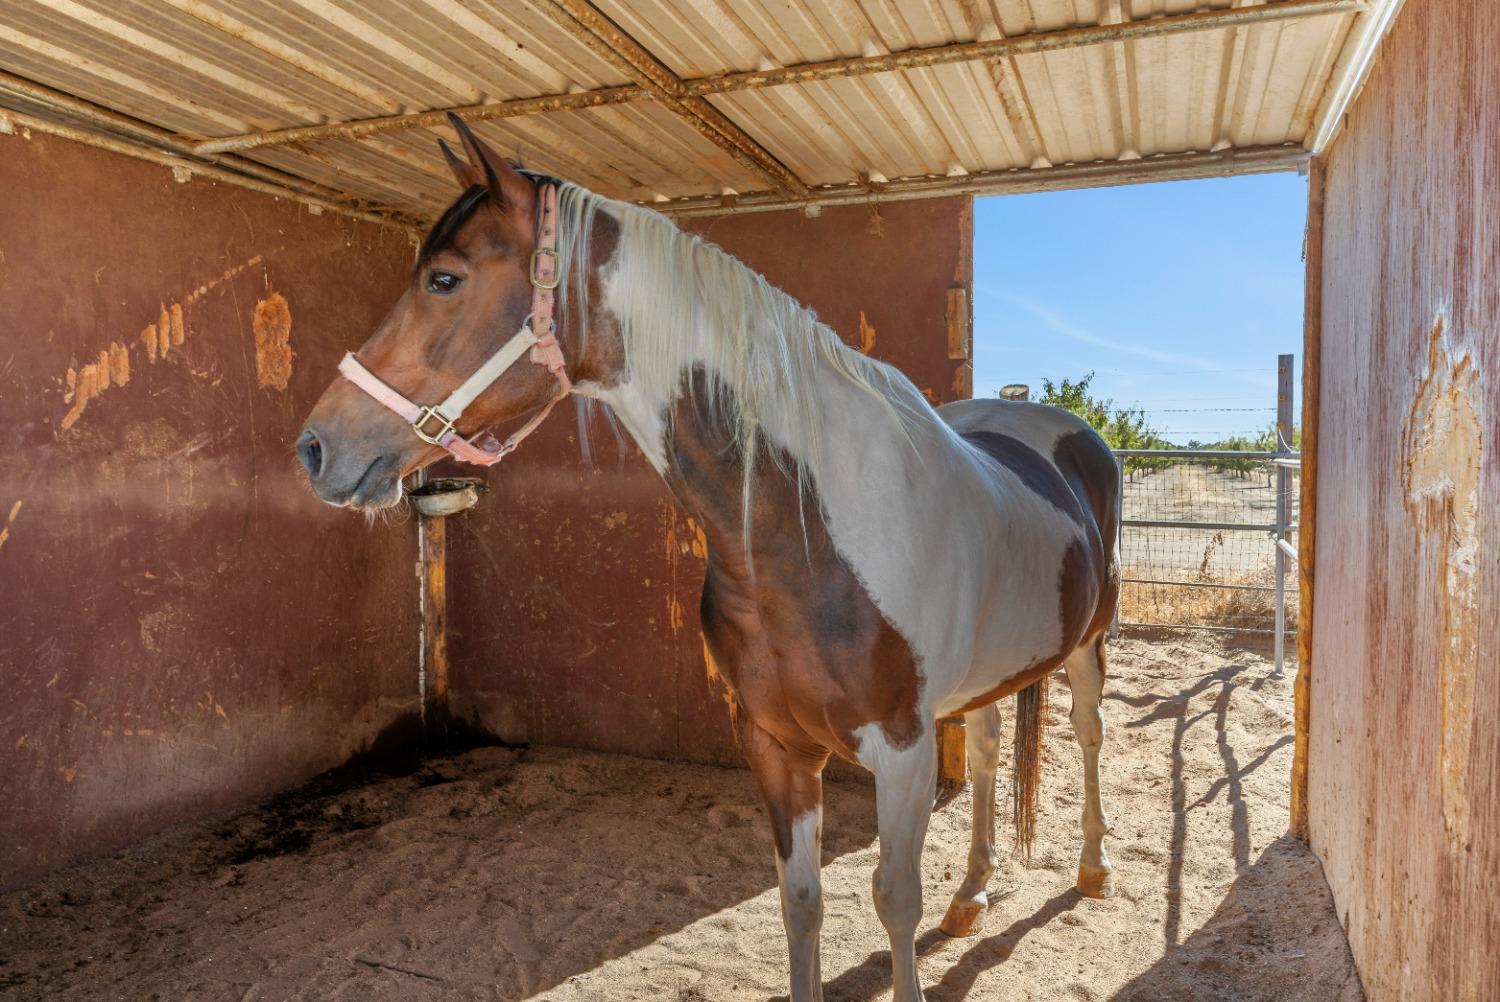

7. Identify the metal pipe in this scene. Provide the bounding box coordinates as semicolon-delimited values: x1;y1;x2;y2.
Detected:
1118;622;1292;637
0;70;418;230
186;0;1363;157
1113;447;1290;459
1123;577;1279;593
1121;519;1278;532
1307;0;1406;152
658;145;1309;217
1273;354;1295;675
192;86;642;155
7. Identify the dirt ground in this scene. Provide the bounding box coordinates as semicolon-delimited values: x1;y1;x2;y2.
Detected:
0;637;1361;1002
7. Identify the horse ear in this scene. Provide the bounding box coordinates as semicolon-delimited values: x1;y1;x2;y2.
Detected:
445;112;532;211
437;138;483;190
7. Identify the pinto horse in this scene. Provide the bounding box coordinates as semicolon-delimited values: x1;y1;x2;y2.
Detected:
297;117;1119;1002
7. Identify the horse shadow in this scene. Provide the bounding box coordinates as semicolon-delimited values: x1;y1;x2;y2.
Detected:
765;889;1081;1002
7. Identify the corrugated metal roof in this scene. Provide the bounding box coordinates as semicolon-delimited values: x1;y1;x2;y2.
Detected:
0;0;1400;224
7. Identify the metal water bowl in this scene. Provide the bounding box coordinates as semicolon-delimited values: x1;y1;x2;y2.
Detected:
409;477;488;518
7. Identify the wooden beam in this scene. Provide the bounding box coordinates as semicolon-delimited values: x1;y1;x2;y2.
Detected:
187;0;1362;158
654;144;1310;217
535;0;807;198
420;514;450;723
938;718;968;794
1290;156;1325;842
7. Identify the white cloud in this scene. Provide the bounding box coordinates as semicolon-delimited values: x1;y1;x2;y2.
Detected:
981;287;1275;389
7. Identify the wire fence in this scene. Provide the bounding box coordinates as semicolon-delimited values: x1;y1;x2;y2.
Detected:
1113;450;1300;662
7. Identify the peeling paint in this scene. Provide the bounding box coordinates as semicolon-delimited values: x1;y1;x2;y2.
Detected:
0;499;21;552
1399;314;1483;851
57;255;264;429
858;310;876;354
61;342;130;430
252;292;293;390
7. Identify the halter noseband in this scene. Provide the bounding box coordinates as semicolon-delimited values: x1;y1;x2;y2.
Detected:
337;180;571;466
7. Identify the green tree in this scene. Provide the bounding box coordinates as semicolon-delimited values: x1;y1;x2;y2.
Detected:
1034;372;1170;474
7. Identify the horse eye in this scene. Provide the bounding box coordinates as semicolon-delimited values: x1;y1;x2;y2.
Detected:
426;270;462;295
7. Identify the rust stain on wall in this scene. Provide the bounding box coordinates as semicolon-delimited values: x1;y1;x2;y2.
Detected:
858;311;876;354
252;293;294;391
1399;314;1483;851
58;255;265;429
61;342;130;431
0;500;21;552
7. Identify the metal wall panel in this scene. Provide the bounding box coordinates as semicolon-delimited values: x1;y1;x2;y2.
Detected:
1310;1;1500;997
444;195;973;764
0;129;420;889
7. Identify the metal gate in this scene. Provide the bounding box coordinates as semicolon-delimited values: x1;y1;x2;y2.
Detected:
1111;447;1299;672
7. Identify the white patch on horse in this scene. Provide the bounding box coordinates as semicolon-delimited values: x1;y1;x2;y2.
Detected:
576;186;1087;716
775;808;824;1001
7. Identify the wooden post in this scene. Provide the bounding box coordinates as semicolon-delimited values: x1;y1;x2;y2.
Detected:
938;717;968;794
420;514;449;724
1290;157;1324;842
946;285;970;361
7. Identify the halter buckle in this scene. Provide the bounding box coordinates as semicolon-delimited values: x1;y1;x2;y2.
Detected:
413;406;458;446
529;248;561;290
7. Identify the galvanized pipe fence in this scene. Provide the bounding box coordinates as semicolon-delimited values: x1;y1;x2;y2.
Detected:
1107;354;1301;673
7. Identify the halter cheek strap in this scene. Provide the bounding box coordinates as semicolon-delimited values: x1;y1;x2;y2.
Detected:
338;181;571;467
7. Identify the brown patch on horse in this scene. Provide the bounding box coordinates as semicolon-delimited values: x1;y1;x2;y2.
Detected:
959;430;1089;525
1053;429;1121;644
949;427;1119;718
670;374;923;770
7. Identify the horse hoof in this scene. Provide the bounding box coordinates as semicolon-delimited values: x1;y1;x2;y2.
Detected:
939;897;986;937
1076;863;1114;899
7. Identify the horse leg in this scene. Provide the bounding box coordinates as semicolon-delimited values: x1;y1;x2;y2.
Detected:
865;729;938;1002
1065;636;1114;897
739;721;827;1002
938;703;1002;936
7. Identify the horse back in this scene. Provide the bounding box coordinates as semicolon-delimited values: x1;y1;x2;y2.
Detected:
938;398;1121;644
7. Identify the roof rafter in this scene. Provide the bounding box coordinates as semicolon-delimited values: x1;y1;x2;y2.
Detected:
533;0;808;198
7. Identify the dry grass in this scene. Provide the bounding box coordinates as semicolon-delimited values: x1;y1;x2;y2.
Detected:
1119;563;1298;633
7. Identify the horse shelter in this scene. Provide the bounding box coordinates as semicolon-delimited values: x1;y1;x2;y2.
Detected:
0;1;1494;1000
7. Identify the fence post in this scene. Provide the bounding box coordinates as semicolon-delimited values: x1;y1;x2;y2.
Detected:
1273;354;1294;674
1109;451;1123;639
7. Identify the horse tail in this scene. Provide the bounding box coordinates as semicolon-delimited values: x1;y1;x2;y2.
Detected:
1012;674;1048;860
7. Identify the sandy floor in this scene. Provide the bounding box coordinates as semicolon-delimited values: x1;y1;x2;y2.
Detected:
0;637;1361;1001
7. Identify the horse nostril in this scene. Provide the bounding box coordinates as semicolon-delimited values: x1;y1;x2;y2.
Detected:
296;428;324;479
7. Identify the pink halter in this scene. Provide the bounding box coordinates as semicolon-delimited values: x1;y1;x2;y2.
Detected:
338;181;571;466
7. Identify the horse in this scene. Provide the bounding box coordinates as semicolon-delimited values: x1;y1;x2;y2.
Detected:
296;115;1120;1002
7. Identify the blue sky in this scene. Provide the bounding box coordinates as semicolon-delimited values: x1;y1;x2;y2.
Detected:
972;172;1307;444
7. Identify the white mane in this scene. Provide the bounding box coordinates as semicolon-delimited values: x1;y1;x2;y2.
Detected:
553;182;923;516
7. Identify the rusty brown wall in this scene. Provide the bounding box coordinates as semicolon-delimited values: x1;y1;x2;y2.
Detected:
1310;1;1500;997
446;197;973;765
0;131;420;888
